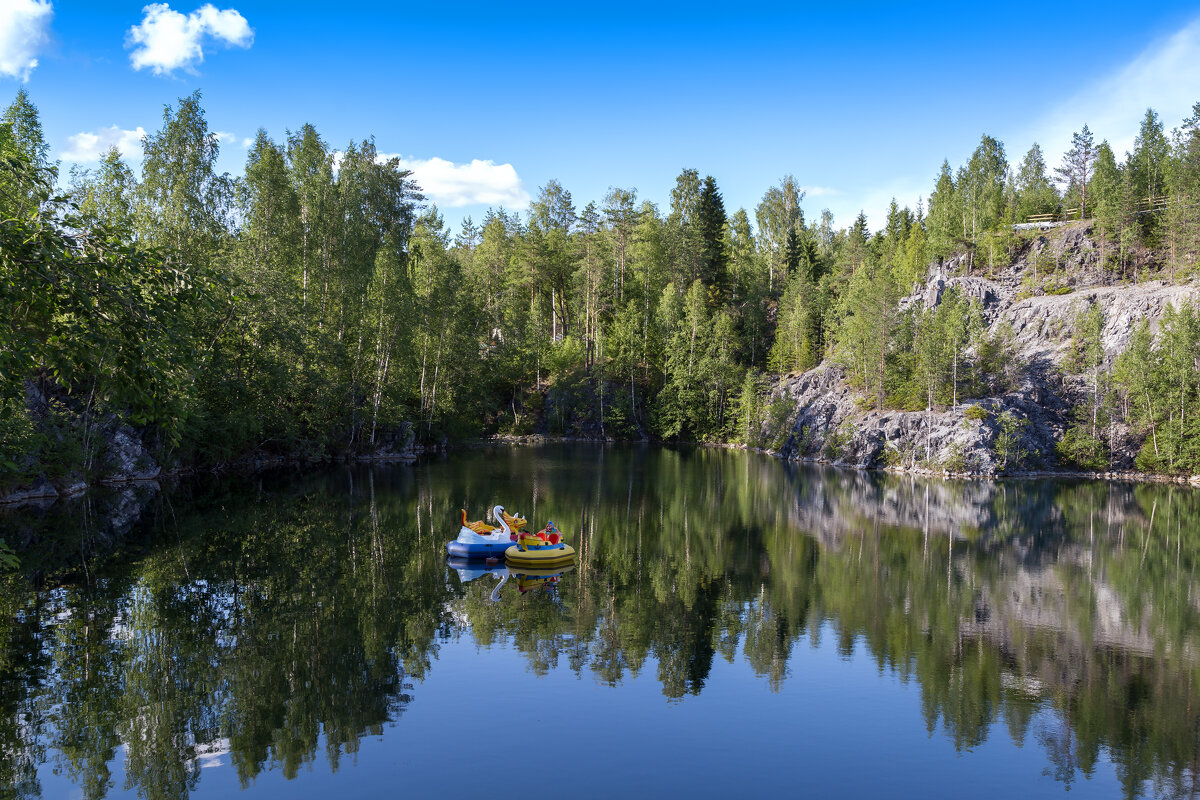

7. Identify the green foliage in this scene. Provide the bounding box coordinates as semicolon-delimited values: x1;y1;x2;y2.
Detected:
1015;143;1060;221
1057;408;1109;470
1114;302;1200;473
1057;300;1113;471
653;281;743;441
1;140;224;455
941;440;972;472
735;370;766;447
1055;126;1096;216
9;87;1200;476
976;321;1023;395
768;262;825;373
964;404;989;422
993;410;1029;471
0;541;16;570
823;422;853;460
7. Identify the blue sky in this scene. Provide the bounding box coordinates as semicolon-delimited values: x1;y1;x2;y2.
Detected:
5;0;1200;234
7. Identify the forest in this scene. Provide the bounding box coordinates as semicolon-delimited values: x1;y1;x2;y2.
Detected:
3;88;1200;483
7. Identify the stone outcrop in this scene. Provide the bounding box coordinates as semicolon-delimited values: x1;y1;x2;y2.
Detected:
771;223;1199;477
99;423;162;483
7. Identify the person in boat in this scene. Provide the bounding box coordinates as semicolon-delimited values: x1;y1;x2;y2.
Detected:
518;520;562;546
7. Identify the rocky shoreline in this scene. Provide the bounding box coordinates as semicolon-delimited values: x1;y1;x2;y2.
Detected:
766;224;1199;482
0;435;445;509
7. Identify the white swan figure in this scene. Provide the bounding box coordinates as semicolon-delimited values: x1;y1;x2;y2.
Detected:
454;505;516;545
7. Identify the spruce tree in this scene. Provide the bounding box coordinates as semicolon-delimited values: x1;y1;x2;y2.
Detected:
696;175;729;304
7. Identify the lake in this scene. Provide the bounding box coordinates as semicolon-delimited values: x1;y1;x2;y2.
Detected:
3;444;1200;799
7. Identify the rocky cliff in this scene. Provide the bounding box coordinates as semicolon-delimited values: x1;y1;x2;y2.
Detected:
771;223;1200;478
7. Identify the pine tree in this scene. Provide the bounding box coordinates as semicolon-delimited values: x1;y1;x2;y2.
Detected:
1055;125;1096;217
1058;303;1109;469
527;179;577;339
603;187;637;303
783;226;801;276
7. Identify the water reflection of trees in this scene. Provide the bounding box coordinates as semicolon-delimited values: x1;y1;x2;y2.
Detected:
3;447;1200;798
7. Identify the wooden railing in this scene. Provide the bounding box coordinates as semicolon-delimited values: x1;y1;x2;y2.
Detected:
1023;196;1169;224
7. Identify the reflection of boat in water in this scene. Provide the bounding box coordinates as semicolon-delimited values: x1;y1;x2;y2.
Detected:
489;565;575;601
446;505;525;559
446;556;507;584
503;520;576;569
510;564;575;593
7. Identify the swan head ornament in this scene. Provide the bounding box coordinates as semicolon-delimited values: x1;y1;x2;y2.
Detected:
493;505;510;535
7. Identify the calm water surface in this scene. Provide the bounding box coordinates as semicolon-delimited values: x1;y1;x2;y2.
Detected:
3;444;1200;799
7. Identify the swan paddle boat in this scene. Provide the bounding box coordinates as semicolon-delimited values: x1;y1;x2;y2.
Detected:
503;520;577;569
446;556;507;584
445;505;527;559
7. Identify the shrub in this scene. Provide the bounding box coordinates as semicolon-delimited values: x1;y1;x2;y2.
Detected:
823;422;853;461
766;397;797;451
993;410;1029;470
964;404;989;422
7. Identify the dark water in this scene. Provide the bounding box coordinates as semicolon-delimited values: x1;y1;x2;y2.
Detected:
3;445;1200;799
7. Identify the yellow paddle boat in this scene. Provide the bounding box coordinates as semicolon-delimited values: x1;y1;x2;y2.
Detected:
503;520;576;569
510;564;575;593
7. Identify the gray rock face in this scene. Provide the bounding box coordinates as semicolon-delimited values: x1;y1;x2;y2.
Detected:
773;364;1066;475
772;224;1199;476
361;421;419;461
99;424;161;483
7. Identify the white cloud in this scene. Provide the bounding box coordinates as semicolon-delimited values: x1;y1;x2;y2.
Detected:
241;136;252;148
0;0;53;82
368;154;529;208
214;129;237;144
62;125;147;161
800;185;838;198
126;3;253;76
403;157;530;208
1023;16;1200;162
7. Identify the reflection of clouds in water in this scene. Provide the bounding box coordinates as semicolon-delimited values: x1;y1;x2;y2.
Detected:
195;738;230;770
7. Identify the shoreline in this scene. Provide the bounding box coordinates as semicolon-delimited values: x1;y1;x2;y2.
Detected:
4;434;1198;511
